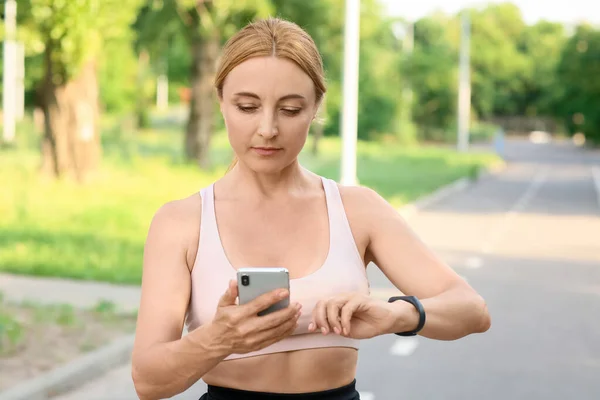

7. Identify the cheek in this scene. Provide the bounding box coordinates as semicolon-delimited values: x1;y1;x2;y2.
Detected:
280;114;313;143
224;110;256;142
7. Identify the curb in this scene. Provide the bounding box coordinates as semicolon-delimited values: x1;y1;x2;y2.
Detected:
0;161;506;399
398;162;506;219
0;334;135;400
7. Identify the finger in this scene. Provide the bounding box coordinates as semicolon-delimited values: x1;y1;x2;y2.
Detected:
313;299;330;334
217;279;238;307
246;314;299;352
254;302;302;332
245;288;290;316
340;298;361;336
326;299;345;335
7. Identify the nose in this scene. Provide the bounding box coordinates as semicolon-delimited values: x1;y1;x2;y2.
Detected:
258;110;278;139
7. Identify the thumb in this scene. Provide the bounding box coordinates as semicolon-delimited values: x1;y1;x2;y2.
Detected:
218;279;238;307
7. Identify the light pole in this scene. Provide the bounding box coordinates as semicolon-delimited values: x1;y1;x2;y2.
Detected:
3;0;17;143
457;10;471;152
156;58;169;111
340;0;361;186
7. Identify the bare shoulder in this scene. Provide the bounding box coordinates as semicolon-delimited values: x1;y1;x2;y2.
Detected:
337;183;397;222
151;193;201;226
336;183;404;263
134;192;203;355
147;192;202;270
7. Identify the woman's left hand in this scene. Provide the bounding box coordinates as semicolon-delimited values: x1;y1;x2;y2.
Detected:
307;293;411;339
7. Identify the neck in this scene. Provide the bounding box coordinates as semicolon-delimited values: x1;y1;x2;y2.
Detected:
224;159;314;199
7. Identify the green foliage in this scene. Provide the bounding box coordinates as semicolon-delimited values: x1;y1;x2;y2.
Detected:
135;0;273;64
7;0;600;150
17;0;143;85
555;24;600;143
355;1;402;140
93;300;117;315
1;119;499;284
409;14;458;138
0;310;23;355
469;4;530;118
98;37;141;113
517;21;566;116
0;293;23;355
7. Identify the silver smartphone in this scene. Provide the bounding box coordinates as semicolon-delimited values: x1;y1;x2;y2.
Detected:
237;267;290;316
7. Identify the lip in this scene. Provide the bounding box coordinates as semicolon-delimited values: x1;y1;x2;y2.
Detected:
252;147;282;156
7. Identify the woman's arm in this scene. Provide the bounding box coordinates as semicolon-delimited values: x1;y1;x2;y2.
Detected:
360;187;491;340
131;198;227;400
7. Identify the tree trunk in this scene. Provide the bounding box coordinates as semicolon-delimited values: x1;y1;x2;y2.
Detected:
185;32;219;169
40;52;101;182
136;50;151;129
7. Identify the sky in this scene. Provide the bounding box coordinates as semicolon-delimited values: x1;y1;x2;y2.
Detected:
380;0;600;25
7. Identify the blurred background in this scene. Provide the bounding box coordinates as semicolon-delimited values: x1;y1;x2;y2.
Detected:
1;0;599;399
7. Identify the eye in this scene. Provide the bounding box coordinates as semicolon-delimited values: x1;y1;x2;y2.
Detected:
236;105;258;113
281;108;301;116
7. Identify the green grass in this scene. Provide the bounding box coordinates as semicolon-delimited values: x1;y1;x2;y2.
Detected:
0;292;24;355
0;118;501;284
0;294;137;357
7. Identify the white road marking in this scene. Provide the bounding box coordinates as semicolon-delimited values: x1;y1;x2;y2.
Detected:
464;256;483;269
480;167;549;254
591;166;600;210
398;177;471;220
390;337;419;356
360;392;375;400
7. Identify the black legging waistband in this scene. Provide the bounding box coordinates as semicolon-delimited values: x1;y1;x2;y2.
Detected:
204;379;359;400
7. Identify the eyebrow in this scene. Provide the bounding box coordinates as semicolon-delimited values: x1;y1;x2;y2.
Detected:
233;92;306;101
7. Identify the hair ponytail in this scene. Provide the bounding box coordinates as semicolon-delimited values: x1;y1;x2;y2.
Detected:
226;156;238;173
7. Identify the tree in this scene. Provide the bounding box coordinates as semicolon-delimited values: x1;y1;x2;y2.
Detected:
468;3;529;118
16;0;142;181
517;21;565;117
407;13;458;141
355;0;403;140
136;0;272;169
556;24;600;144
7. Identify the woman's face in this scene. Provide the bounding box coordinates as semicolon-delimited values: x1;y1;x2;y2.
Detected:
219;56;319;173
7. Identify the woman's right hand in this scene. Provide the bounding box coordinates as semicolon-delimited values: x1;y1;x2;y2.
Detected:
209;279;302;355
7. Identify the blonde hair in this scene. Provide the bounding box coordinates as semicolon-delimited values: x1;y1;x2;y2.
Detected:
215;17;327;172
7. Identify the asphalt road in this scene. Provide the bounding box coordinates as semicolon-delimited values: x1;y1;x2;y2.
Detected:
54;138;600;400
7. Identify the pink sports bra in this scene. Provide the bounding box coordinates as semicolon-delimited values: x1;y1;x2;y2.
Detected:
185;176;370;360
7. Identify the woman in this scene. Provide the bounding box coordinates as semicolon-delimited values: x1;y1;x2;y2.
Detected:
131;17;491;400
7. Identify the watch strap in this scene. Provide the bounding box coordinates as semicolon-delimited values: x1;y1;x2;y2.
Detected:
388;295;426;336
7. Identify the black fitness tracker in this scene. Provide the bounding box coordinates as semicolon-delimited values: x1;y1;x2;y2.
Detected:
388;295;426;336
